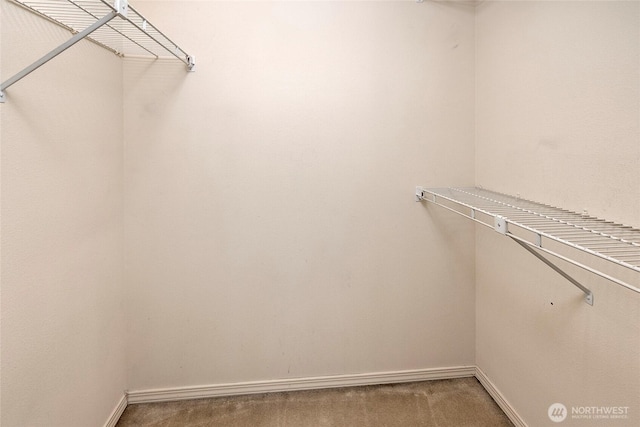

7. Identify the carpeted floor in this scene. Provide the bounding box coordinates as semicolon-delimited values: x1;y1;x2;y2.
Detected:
116;377;513;426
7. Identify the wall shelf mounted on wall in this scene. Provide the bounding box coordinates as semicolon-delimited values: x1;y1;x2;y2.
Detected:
0;0;195;103
416;187;640;305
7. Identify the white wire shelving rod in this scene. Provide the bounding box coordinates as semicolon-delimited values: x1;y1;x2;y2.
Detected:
415;186;640;305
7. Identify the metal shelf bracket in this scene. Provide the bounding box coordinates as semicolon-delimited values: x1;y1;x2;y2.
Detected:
494;216;508;235
114;0;129;16
1;0;194;103
511;237;594;306
0;6;121;103
416;187;640;306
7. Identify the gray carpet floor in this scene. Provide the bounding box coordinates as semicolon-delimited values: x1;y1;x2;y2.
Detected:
116;377;513;426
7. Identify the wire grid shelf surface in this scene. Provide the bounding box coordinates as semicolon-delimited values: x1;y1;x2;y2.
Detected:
10;0;192;66
419;187;640;274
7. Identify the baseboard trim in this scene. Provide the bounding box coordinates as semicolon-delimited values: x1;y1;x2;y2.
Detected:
103;393;128;427
475;366;527;427
127;365;476;404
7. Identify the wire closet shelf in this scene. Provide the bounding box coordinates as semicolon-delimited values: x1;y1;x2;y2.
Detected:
416;187;640;304
12;0;193;64
1;0;194;102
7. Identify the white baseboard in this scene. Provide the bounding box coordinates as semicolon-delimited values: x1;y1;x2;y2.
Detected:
126;365;476;404
103;393;128;427
475;366;527;427
119;365;525;427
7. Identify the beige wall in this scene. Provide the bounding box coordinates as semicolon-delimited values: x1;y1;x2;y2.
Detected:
0;2;126;426
124;0;476;390
4;1;637;425
476;1;640;426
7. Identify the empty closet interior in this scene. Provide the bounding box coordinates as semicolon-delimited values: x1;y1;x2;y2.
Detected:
1;1;638;426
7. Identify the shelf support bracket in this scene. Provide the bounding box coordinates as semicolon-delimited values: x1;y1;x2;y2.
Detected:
510;237;594;306
0;0;129;103
417;186;639;299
